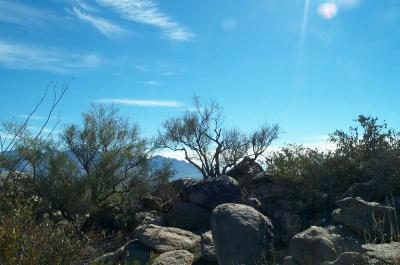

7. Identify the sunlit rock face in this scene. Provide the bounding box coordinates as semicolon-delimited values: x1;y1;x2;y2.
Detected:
211;203;274;265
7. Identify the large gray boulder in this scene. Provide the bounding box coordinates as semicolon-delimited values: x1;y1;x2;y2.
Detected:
289;226;361;265
332;197;398;240
134;224;201;258
181;176;242;210
166;202;211;231
200;231;216;262
152;250;194;265
211;203;274;265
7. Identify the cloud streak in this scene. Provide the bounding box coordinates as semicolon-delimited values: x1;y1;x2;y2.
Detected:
143;80;161;86
0;40;101;73
96;98;183;107
0;1;48;26
71;7;126;37
96;0;195;41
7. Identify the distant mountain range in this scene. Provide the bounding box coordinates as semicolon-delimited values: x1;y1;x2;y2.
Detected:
150;155;202;179
1;151;202;180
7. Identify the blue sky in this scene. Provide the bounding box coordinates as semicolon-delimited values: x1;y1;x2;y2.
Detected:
1;0;399;157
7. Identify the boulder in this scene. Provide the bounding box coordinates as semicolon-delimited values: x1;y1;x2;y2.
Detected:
153;177;199;201
321;252;365;265
248;173;309;245
166;203;211;231
245;197;263;212
152;250;194;265
95;240;151;265
289;226;361;265
181;176;242;210
361;242;400;265
346;178;396;202
139;196;164;212
135;224;201;258
211;203;274;265
119;240;153;265
249;173;291;199
332;197;398;240
134;211;166;227
227;157;264;188
200;231;216;262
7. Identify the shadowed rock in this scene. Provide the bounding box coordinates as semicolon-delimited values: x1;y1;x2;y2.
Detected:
289;226;361;265
332;197;398;240
200;231;216;262
166;202;211;231
181;176;242;210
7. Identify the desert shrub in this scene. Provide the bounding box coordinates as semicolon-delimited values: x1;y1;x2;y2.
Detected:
37;151;90;218
330;115;400;197
266;115;400;219
0;188;97;265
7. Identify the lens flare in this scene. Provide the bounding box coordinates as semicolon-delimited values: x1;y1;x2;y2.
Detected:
318;2;338;20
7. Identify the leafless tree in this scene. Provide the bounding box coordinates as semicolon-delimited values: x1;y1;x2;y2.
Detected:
158;96;280;179
0;81;71;184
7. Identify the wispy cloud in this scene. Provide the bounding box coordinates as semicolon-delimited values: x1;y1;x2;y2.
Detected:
70;7;126;37
74;0;100;13
96;98;183;107
0;40;101;73
0;1;49;26
96;0;195;41
143;80;161;86
296;135;336;151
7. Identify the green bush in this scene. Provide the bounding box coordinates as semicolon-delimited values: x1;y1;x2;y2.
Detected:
266;115;400;216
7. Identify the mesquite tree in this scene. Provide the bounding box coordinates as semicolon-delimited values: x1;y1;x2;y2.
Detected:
62;104;154;210
159;97;279;179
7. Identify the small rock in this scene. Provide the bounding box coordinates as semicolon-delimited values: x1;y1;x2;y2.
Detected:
200;231;216;262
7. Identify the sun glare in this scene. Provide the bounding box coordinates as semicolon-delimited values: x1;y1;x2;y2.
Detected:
318;2;338;20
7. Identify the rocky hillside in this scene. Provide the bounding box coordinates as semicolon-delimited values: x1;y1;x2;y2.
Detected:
94;159;400;265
